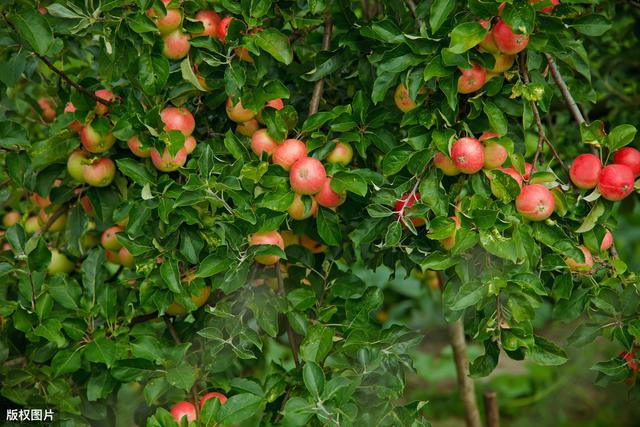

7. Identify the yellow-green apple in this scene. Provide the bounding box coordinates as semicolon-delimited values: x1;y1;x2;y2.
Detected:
288;194;317;220
67;150;89;182
82;157;116;187
394;83;417;113
226;97;256;122
127;136;151;158
38;209;67;232
433;152;460;176
80;123;115;153
166;285;211;316
25;216;40;234
147;0;182;34
440;216;461;250
48;249;74;274
326;142;353;165
2;211;21;227
237;119;259;136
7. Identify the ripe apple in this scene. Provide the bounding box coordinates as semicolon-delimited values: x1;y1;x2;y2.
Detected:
394;84;418;113
457;64;487;94
266;98;284;110
565;245;594;270
483;142;508;169
620;351;639;372
440;216;461;250
600;229;613;252
249;231;285;265
199;392;227;410
236;119;259;137
80;196;93;216
147;0;182;34
160;106;195;136
82;157;116;187
3;211;21;227
105;249;120;264
127;136;151;158
288;193;317;220
488;52;515;73
326;142;354;165
150;147;188;172
506;162;533;181
101;226;124;251
167;286;211;316
315;178;346;208
194;10;220;37
394;192;425;227
290;157;327;195
613;147;640;177
478;19;499;53
530;0;559;13
118;247;134;268
433;152;460;176
251;129;279;158
64;102;83;132
300;234;327;253
170;401;196;424
31;193;51;208
479;131;499;141
48;249;74;274
80;123;115;153
25;216;41;234
597;164;635;201
569;153;602;189
38;209;67;232
67;150;89;182
183;136;197;154
273;139;307;170
515;184;555;221
226;97;256;123
37;98;56;122
493;19;529;55
162;30;190;60
498;167;524;188
451;137;485;174
217;16;235;42
94;89;114;116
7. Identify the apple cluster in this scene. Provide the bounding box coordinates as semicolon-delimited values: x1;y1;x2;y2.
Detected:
147;0;252;62
170;392;227;424
569;148;640;201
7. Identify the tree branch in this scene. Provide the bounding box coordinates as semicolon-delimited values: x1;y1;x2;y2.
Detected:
449;318;482;427
130;311;159;325
34;203;69;238
276;262;301;368
544;53;585;125
308;14;333;116
2;13;114;107
483;390;500;427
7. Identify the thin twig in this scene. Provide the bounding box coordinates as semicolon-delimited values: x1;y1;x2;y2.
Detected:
544;53;585;125
308;14;333;116
276;262;300;368
130;311;159;325
3;13;114;107
483;390;500;427
34;204;69;238
449;318;482;427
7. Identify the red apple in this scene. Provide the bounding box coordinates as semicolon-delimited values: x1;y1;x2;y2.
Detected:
226;97;256;123
569;153;602;189
493;19;529;55
499;167;524;188
80;124;115;153
483;142;508;169
31;193;51;208
194;10;220;37
300;234;327;253
315;178;346;208
94;89;114;116
2;211;21;227
162;30;190;60
160;106;195;136
119;247;135;268
515;184;555;221
394;192;425;227
530;0;559;13
82;157;115;187
597;164;635;201
620;351;639;372
394;84;418;113
433;152;460;176
64;102;83;132
451;137;485;174
105;249;120;264
457;64;487;94
150;148;188;172
613;147;640;177
440;216;461;250
565;245;594;270
478;19;499;53
184;136;197;154
251;129;279;158
67;150;89;182
127;136;151;158
266;99;284;110
288;194;317;220
79;196;93;216
148;0;182;34
236;119;259;137
289;157;327;195
101;226;124;251
600;229;613;251
37;98;56;122
479;131;499;141
217;16;235;42
326;142;354;165
249;231;285;265
199;392;227;410
170;401;196;424
273;139;307;170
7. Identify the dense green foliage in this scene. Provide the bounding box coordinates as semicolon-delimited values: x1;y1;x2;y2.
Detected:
0;0;639;425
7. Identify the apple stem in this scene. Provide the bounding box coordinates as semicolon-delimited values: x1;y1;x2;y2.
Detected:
276;262;301;368
308;13;333;116
3;13;115;107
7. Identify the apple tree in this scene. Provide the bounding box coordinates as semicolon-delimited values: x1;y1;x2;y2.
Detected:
0;0;639;426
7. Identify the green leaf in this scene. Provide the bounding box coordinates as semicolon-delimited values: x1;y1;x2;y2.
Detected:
606;124;637;151
528;336;568;366
160;260;182;293
484;101;508;136
447;22;487;54
166;364;197;391
85;337;117;368
317;208;341;246
303;362;325;398
430;0;455;33
254;29;293;64
382;147;413;176
82;250;105;303
449;281;486;311
568;14;612;37
51;347;83;377
138;54;169;96
218;394;263;424
34;319;66;348
331;171;368;196
12;8;55;55
115;159;155;186
196;255;231;278
300;325;334;363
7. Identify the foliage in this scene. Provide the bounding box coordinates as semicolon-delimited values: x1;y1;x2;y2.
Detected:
0;0;639;425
